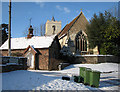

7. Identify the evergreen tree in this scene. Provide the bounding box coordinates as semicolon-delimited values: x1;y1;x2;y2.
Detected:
87;11;120;56
0;23;8;46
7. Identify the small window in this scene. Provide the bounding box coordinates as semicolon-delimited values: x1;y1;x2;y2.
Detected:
52;25;56;34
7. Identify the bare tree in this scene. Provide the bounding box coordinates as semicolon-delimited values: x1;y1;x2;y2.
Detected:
40;23;45;36
33;27;39;36
23;23;45;37
40;24;43;36
34;27;37;36
23;27;29;37
0;24;8;46
108;5;118;18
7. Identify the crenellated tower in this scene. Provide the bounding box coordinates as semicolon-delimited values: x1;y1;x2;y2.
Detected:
45;16;61;36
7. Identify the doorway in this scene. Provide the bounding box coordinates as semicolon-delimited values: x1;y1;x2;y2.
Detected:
26;52;34;68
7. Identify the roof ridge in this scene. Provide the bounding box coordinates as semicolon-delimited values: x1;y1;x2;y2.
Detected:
58;12;83;38
67;12;82;30
9;35;56;39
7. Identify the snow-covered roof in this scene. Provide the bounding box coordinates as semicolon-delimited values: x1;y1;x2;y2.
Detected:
0;35;56;50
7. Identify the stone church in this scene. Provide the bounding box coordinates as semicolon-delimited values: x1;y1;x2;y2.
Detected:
58;11;99;55
0;12;99;70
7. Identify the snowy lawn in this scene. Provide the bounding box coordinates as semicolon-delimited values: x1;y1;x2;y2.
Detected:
2;63;120;90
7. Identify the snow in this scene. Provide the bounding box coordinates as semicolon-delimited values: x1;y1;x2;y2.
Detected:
76;55;113;57
0;64;6;66
0;35;56;50
59;33;66;40
6;63;20;65
0;63;23;67
2;63;119;90
60;63;118;75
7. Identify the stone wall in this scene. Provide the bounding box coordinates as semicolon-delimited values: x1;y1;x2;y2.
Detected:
1;56;27;73
49;37;61;70
1;49;25;56
38;48;49;70
37;45;61;70
75;55;119;64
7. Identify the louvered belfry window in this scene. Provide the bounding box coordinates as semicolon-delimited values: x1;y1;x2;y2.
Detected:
52;25;56;34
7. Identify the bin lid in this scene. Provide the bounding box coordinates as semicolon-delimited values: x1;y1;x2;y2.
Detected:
86;68;92;70
86;69;92;72
79;67;86;68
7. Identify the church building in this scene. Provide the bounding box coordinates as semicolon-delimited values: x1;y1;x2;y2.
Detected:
58;11;99;55
0;12;99;70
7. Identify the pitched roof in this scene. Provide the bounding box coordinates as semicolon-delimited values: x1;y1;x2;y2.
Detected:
0;35;56;50
58;12;85;39
23;45;37;54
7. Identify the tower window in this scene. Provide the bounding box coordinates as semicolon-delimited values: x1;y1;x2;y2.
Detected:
52;25;56;34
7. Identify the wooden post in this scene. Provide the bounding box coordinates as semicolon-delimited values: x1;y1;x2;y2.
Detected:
8;0;11;56
118;1;120;23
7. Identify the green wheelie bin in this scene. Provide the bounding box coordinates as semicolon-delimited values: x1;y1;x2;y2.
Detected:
74;76;83;83
79;67;86;83
89;70;101;88
84;68;92;85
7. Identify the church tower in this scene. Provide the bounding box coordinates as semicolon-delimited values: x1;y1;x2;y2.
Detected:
45;16;61;36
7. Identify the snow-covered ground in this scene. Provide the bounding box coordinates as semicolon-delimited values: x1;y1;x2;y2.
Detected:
2;63;120;90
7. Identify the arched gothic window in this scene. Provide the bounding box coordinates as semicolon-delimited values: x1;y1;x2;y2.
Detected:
75;31;87;52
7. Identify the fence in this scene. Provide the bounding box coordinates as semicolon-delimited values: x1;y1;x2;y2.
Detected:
0;56;27;73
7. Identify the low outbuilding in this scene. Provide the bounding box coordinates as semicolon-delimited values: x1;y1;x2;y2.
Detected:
0;26;61;70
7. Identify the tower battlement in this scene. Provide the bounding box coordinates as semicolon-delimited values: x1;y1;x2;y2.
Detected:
45;16;61;36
